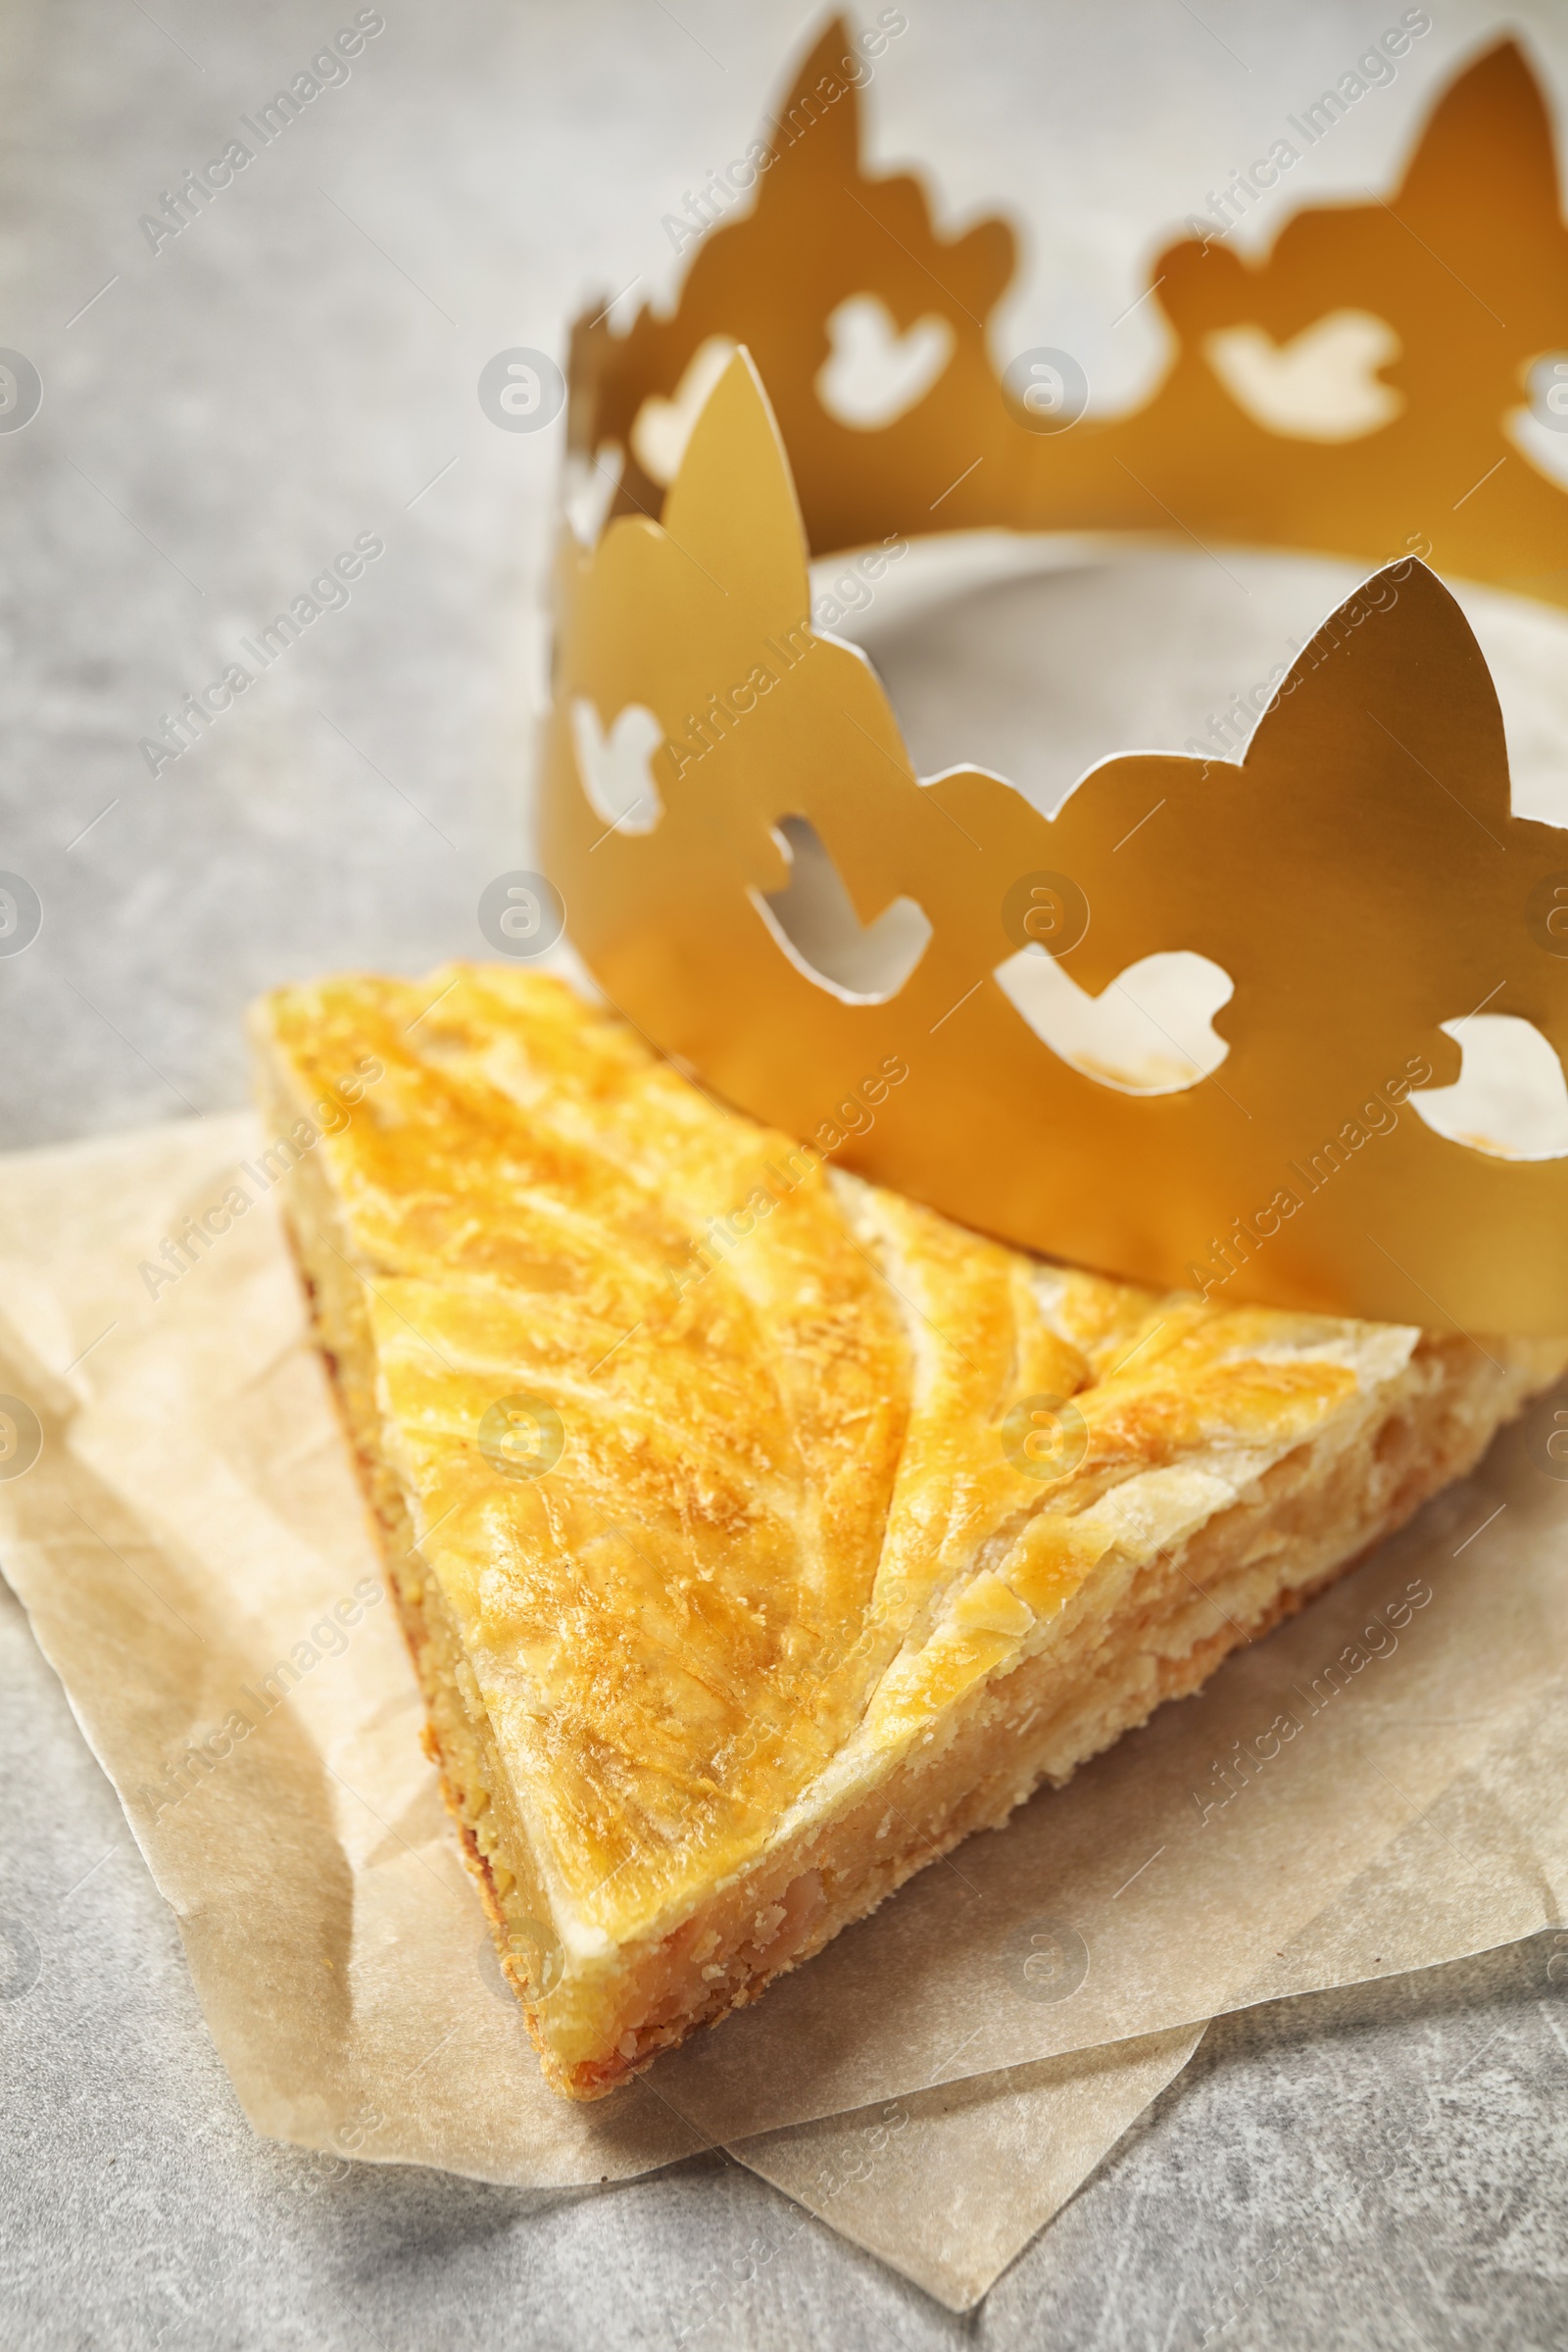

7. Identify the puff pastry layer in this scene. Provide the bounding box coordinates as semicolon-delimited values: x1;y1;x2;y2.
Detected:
251;965;1567;2098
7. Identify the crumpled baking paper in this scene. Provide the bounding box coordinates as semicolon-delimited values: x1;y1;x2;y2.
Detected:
2;1111;1564;2307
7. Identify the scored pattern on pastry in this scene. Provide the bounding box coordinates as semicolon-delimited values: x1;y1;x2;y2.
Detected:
253;968;1566;2097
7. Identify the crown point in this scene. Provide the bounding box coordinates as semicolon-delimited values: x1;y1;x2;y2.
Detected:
1252;559;1508;843
1396;29;1558;230
765;13;867;174
660;345;810;619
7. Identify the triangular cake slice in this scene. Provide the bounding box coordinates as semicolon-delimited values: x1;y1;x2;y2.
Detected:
251;966;1566;2099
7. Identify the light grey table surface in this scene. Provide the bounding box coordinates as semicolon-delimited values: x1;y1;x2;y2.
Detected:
4;2;1568;2344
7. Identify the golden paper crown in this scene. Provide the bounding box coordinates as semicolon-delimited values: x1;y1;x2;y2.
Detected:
539;20;1568;1336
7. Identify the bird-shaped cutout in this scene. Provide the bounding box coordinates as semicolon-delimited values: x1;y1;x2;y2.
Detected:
1410;1013;1568;1159
753;814;931;1002
994;945;1234;1093
815;296;955;430
569;698;664;836
1201;312;1404;443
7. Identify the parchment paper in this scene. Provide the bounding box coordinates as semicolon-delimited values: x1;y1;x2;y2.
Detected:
3;1111;1566;2296
728;2024;1205;2311
0;1108;1197;2291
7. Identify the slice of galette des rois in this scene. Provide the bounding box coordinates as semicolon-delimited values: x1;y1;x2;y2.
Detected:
250;965;1565;2099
